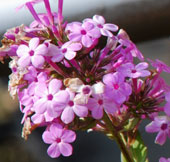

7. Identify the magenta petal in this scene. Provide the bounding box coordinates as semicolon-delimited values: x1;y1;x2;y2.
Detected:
73;104;88;117
29;37;40;50
59;142;73;157
42;131;55;144
155;131;167;145
87;98;98;111
62;130;76;143
61;107;75;124
103;73;114;86
47;143;60;158
159;157;169;162
92;106;103;119
165;92;170;102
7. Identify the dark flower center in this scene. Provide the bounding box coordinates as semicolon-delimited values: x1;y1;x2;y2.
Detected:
98;99;103;105
62;48;67;53
47;94;53;100
81;29;87;35
56;138;61;143
68;100;74;107
132;69;137;73
82;87;91;94
161;123;168;130
29;50;34;56
97;24;103;28
113;84;119;90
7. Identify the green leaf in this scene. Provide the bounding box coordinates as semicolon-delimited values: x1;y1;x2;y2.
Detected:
121;131;149;162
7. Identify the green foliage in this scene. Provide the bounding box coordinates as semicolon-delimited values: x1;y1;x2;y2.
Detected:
121;131;148;162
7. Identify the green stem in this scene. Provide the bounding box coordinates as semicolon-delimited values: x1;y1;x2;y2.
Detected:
103;113;134;162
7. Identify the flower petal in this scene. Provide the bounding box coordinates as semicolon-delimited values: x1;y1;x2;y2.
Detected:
59;142;73;157
47;143;60;158
62;130;76;143
29;37;40;50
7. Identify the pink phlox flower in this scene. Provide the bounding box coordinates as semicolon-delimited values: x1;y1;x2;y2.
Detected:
31;111;54;124
17;37;48;68
66;21;101;47
103;72;132;104
85;15;118;37
61;89;88;124
145;116;170;145
87;93;119;119
42;123;76;158
164;92;170;116
117;62;151;78
148;58;170;73
159;157;170;162
117;29;144;61
51;41;82;62
34;79;69;118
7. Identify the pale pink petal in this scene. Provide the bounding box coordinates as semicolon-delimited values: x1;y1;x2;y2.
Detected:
35;83;48;97
138;70;151;77
69;33;82;41
67;42;82;51
29;37;40;50
35;44;48;55
62;130;76;143
82;35;93;47
53;90;70;111
49;79;62;95
31;55;45;68
100;28;113;37
17;45;29;57
61;107;75;124
92;106;103;119
51;53;64;62
34;98;48;114
18;55;31;67
93;15;105;24
64;51;76;60
59;142;73;157
87;27;101;38
73;104;88;117
103;73;114;86
104;24;118;32
50;124;63;138
31;114;44;124
42;131;55;144
135;62;148;70
104;99;118;114
47;143;60;158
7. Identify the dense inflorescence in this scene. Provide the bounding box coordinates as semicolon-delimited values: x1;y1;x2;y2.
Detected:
0;0;170;161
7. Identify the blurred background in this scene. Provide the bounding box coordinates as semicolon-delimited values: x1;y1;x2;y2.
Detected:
0;0;170;162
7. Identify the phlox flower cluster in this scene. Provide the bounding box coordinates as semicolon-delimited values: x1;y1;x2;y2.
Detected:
0;0;170;161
